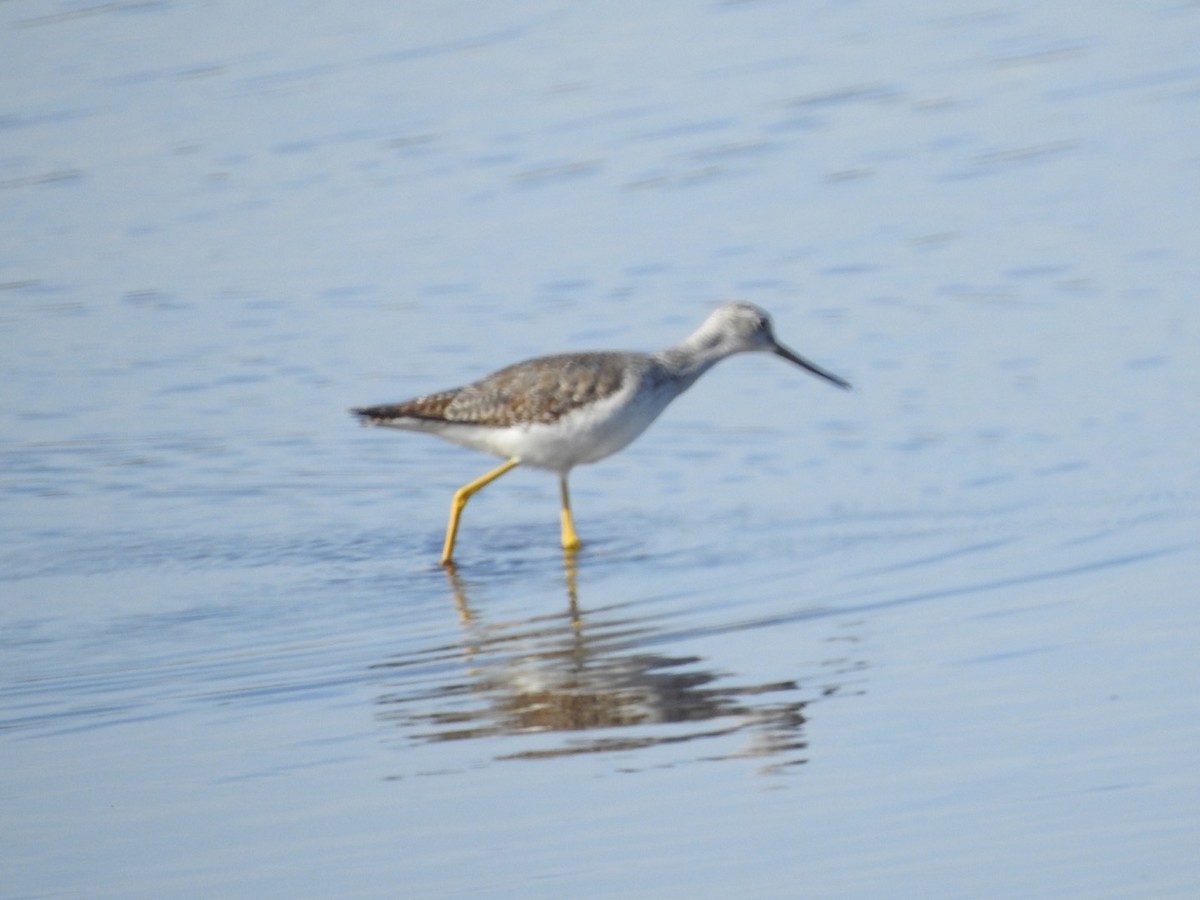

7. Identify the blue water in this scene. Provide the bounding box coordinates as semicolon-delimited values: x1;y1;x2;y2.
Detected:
3;2;1200;897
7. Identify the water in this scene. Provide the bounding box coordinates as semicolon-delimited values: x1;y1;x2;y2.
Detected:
3;1;1200;897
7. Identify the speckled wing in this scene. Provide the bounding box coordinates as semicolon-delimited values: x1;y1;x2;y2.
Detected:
353;352;632;428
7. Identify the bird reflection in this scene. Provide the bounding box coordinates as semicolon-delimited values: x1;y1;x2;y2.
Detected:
372;555;855;772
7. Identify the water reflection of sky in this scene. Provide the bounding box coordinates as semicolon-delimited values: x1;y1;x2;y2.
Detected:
3;1;1200;897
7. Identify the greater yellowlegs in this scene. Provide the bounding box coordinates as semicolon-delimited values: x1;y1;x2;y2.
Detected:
353;301;850;565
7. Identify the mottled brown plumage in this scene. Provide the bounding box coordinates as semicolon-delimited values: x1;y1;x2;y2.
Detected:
354;351;631;428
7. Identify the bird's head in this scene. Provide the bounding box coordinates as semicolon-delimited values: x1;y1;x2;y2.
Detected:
693;301;851;390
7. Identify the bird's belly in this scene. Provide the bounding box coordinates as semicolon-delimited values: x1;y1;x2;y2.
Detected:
495;383;674;472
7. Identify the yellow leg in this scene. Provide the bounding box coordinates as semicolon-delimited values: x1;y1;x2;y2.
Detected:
440;458;520;566
559;475;582;553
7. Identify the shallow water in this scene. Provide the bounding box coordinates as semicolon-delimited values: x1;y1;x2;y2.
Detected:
3;1;1200;897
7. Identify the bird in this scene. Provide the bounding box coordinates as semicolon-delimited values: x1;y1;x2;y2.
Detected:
352;301;850;566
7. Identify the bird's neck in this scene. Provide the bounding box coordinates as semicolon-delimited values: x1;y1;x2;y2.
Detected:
653;336;732;391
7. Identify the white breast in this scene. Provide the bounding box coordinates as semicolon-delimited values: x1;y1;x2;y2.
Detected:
424;375;677;473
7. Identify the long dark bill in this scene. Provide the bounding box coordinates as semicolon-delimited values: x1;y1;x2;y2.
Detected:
773;343;852;390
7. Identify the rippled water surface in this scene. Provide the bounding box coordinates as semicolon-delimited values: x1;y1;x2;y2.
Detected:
4;2;1200;897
